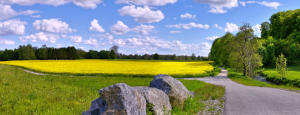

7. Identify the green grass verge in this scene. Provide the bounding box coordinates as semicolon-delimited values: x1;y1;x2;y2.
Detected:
262;65;300;87
172;80;225;114
228;70;300;91
0;64;224;115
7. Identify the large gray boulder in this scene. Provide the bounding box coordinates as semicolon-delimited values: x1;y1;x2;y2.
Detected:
83;98;105;115
83;83;146;115
134;87;172;115
150;75;192;106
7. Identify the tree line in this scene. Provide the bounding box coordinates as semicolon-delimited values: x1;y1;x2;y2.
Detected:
259;9;300;66
209;8;300;77
0;45;208;61
209;24;262;77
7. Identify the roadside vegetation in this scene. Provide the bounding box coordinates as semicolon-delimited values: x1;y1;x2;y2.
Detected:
173;80;225;114
0;64;224;114
262;64;300;88
228;69;300;91
209;9;300;90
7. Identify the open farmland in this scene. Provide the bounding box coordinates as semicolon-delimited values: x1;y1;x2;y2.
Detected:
0;60;214;77
0;64;224;115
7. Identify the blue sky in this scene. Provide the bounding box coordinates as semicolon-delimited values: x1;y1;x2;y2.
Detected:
0;0;299;56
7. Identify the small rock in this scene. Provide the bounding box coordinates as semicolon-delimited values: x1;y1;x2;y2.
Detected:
150;74;192;107
134;87;172;115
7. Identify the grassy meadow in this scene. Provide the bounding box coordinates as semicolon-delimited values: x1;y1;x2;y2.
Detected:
0;59;214;77
0;60;224;114
263;65;300;80
262;64;300;87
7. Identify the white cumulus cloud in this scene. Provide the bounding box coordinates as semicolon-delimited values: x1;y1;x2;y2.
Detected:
119;5;164;23
70;35;83;43
19;32;59;43
180;13;196;19
195;0;239;14
89;19;105;32
0;0;103;9
110;21;130;35
166;22;210;30
84;38;98;46
132;24;155;35
116;0;177;6
33;18;74;33
252;24;261;36
102;33;114;40
224;22;239;32
240;1;280;9
0;19;26;35
0;38;15;45
214;24;223;30
0;4;38;20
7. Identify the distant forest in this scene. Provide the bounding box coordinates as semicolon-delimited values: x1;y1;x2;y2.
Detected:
0;45;208;61
210;9;300;67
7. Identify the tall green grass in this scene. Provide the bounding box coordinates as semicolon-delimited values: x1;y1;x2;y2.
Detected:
0;64;152;114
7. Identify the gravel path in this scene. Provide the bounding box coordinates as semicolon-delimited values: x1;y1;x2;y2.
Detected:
185;69;300;115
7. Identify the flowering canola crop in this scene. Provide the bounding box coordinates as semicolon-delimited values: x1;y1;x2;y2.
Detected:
0;60;213;75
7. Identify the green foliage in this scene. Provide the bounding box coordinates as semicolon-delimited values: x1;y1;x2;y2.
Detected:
261;9;300;65
259;37;276;66
17;44;36;60
270;9;300;39
0;49;17;61
86;50;98;59
146;103;155;115
36;45;48;60
276;53;287;78
261;21;270;39
209;33;234;67
153;53;159;60
211;67;221;76
98;50;110;59
66;46;79;59
109;50;116;59
210;24;263;77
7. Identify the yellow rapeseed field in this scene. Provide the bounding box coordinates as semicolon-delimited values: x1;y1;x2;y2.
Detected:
0;60;213;75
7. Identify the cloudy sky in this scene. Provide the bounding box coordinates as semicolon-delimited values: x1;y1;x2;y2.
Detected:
0;0;298;56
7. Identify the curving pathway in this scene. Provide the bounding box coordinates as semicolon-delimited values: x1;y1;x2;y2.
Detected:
185;69;300;115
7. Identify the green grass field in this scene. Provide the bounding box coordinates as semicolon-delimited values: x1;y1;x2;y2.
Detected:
262;65;300;87
263;65;300;80
0;64;224;114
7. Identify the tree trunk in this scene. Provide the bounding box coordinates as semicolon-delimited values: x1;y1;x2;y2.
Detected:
243;63;246;76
